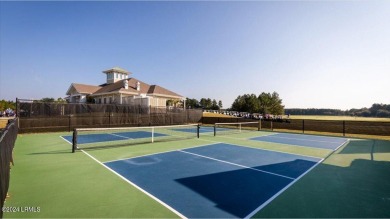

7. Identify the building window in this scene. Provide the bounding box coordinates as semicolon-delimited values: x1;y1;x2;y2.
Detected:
104;98;106;104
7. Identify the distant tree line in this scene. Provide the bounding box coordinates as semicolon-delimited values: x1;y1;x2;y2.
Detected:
285;103;390;118
230;92;284;115
0;100;16;111
186;98;223;110
285;108;345;116
35;97;67;103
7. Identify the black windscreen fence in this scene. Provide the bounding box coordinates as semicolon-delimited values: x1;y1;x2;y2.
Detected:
16;100;203;133
0;118;18;216
201;117;390;137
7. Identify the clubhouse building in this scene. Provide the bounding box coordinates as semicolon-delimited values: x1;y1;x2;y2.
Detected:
66;67;184;108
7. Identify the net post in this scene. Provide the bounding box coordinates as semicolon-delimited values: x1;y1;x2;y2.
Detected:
214;124;216;136
197;124;200;138
302;120;305;133
152;127;154;143
258;119;261;131
72;128;77;153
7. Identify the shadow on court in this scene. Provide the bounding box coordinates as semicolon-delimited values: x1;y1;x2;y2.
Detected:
339;139;390;154
175;159;316;218
254;157;390;217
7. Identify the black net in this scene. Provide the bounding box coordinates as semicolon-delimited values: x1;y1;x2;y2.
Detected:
72;124;199;152
214;121;260;136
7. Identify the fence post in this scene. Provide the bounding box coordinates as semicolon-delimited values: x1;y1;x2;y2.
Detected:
343;120;345;137
68;114;72;132
15;97;19;117
271;120;273;131
302;120;305;133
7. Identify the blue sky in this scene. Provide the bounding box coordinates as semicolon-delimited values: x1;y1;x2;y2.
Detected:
1;1;389;110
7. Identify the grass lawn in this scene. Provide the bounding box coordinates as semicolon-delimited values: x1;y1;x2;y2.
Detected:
202;112;234;118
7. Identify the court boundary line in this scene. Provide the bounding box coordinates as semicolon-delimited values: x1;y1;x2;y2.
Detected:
201;136;324;160
80;149;187;219
244;157;325;218
263;134;348;144
178;150;295;180
247;136;347;151
103;141;223;164
60;135;72;145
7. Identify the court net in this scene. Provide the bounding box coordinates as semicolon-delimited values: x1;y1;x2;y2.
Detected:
214;121;261;136
72;124;200;152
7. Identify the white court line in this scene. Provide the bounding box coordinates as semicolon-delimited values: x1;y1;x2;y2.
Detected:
80;149;187;219
333;138;350;152
264;134;347;144
109;133;134;140
60;135;72;145
178;150;295;180
104;142;223;164
244;157;325;219
205;136;324;160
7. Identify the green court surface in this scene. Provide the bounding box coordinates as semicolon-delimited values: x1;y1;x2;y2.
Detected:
3;130;390;218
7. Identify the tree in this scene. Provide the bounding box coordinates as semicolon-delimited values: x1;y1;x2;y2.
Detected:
200;98;212;109
258;92;284;115
218;100;223;109
40;97;55;102
0;100;16;111
268;92;284;115
231;91;284;115
186;98;200;109
376;109;390;117
56;97;67;103
211;99;219;110
231;94;259;113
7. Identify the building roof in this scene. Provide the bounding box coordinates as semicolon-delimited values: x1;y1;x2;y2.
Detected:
66;83;101;95
102;67;131;75
148;85;183;98
91;77;183;99
67;67;183;99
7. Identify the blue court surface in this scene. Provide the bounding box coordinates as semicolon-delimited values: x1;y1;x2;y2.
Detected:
250;133;348;150
104;143;321;218
62;131;167;144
